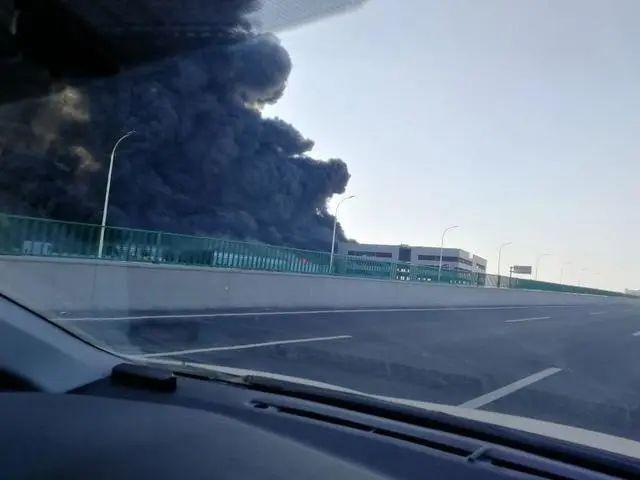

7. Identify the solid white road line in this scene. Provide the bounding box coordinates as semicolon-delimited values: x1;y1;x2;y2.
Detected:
504;316;551;324
58;305;580;322
458;368;563;409
632;331;640;337
134;335;353;358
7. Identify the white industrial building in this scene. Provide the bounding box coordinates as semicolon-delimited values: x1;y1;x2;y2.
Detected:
337;242;487;274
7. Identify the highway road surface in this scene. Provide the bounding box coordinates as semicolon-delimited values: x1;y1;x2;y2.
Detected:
58;301;640;442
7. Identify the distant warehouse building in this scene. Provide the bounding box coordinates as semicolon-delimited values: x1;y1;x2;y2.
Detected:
337;242;487;274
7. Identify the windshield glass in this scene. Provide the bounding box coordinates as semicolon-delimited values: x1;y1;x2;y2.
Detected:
1;0;639;449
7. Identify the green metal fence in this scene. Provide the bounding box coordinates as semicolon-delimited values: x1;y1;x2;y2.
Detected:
0;213;331;275
0;212;628;297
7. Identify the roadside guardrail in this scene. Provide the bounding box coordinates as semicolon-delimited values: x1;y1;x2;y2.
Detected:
0;212;628;297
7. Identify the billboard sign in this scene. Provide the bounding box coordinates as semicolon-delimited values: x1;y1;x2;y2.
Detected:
511;265;532;275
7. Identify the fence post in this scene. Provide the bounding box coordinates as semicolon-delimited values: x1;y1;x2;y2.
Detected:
154;232;162;263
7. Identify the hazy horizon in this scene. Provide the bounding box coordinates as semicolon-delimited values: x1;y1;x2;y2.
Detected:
265;0;639;292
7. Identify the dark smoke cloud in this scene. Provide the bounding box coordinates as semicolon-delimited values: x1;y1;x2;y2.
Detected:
0;1;350;250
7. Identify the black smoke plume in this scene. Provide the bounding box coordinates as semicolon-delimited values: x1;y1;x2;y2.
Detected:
0;0;350;250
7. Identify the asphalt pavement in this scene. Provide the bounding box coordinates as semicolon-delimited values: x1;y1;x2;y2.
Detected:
58;301;640;442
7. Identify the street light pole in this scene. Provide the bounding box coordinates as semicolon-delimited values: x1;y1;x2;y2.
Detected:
578;268;588;287
496;242;512;288
535;253;552;281
329;195;355;273
560;261;571;284
98;130;136;258
437;225;460;282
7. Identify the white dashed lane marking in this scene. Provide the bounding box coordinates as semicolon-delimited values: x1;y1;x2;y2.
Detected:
132;335;353;358
459;368;563;409
504;316;552;324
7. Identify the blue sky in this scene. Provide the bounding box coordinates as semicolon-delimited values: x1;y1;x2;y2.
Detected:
264;0;639;291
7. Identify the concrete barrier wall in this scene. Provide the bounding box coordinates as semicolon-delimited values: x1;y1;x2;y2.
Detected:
0;256;630;316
